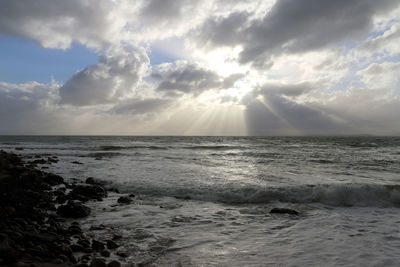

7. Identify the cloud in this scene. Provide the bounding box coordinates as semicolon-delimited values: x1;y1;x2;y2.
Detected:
243;78;400;135
194;0;400;67
243;82;341;135
358;61;400;90
112;97;174;115
1;0;400;135
153;61;243;96
357;25;400;62
0;0;118;50
59;46;150;106
0;81;62;134
258;82;317;97
0;81;176;134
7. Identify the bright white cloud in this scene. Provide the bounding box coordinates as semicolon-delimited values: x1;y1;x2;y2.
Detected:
59;46;150;106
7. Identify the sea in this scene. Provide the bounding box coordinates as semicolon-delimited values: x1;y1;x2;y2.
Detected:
1;136;400;266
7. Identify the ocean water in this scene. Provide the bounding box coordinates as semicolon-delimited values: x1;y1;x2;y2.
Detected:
2;136;400;266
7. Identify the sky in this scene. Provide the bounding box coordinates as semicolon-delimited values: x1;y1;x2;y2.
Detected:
0;0;400;136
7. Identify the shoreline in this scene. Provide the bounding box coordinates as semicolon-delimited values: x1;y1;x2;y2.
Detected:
0;150;131;267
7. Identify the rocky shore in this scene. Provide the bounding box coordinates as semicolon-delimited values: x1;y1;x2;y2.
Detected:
0;150;130;267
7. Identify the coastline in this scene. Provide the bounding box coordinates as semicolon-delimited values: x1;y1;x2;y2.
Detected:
0;150;130;267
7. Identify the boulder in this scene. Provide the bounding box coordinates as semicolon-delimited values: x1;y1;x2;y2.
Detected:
70;185;107;201
100;249;110;257
44;174;64;186
85;177;95;184
92;240;106;251
57;201;91;218
106;240;119;250
107;260;121;267
90;258;107;267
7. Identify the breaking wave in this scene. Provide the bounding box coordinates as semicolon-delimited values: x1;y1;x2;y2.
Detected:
122;183;400;207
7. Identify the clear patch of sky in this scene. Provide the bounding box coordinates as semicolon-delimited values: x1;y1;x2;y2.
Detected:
148;37;187;65
0;36;98;84
149;47;178;65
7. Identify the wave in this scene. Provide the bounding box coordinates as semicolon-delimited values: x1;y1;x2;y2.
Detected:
120;183;400;207
99;145;168;151
86;152;125;158
182;145;244;150
99;145;244;151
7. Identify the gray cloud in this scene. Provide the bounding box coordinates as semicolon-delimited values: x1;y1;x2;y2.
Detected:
0;82;63;134
195;0;400;67
244;82;341;135
0;0;113;49
258;82;317;97
153;62;243;96
140;0;193;23
112;97;174;115
59;47;149;106
194;11;249;49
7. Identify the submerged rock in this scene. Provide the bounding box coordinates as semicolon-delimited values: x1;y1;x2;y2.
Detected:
117;196;132;204
270;207;299;215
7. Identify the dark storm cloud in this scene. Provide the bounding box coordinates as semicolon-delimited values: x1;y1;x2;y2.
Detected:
195;0;400;67
154;62;243;95
0;0;112;49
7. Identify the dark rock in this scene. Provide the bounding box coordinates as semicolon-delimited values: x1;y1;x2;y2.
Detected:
90;258;107;267
71;244;83;252
75;263;90;267
71;161;83;165
128;194;135;198
117;196;132;204
69;255;78;264
112;234;122;241
44;174;64;185
82;247;93;253
89;225;106;231
31;159;47;164
107;260;121;267
85;177;95;184
70;185;107;201
57;201;91;218
77;239;91;248
100;249;110;257
115;250;128;258
47;157;58;163
270;207;299;215
55;195;67;204
53;189;65;196
23;232;58;243
106;240;119;250
92;240;106;251
68;225;83;235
